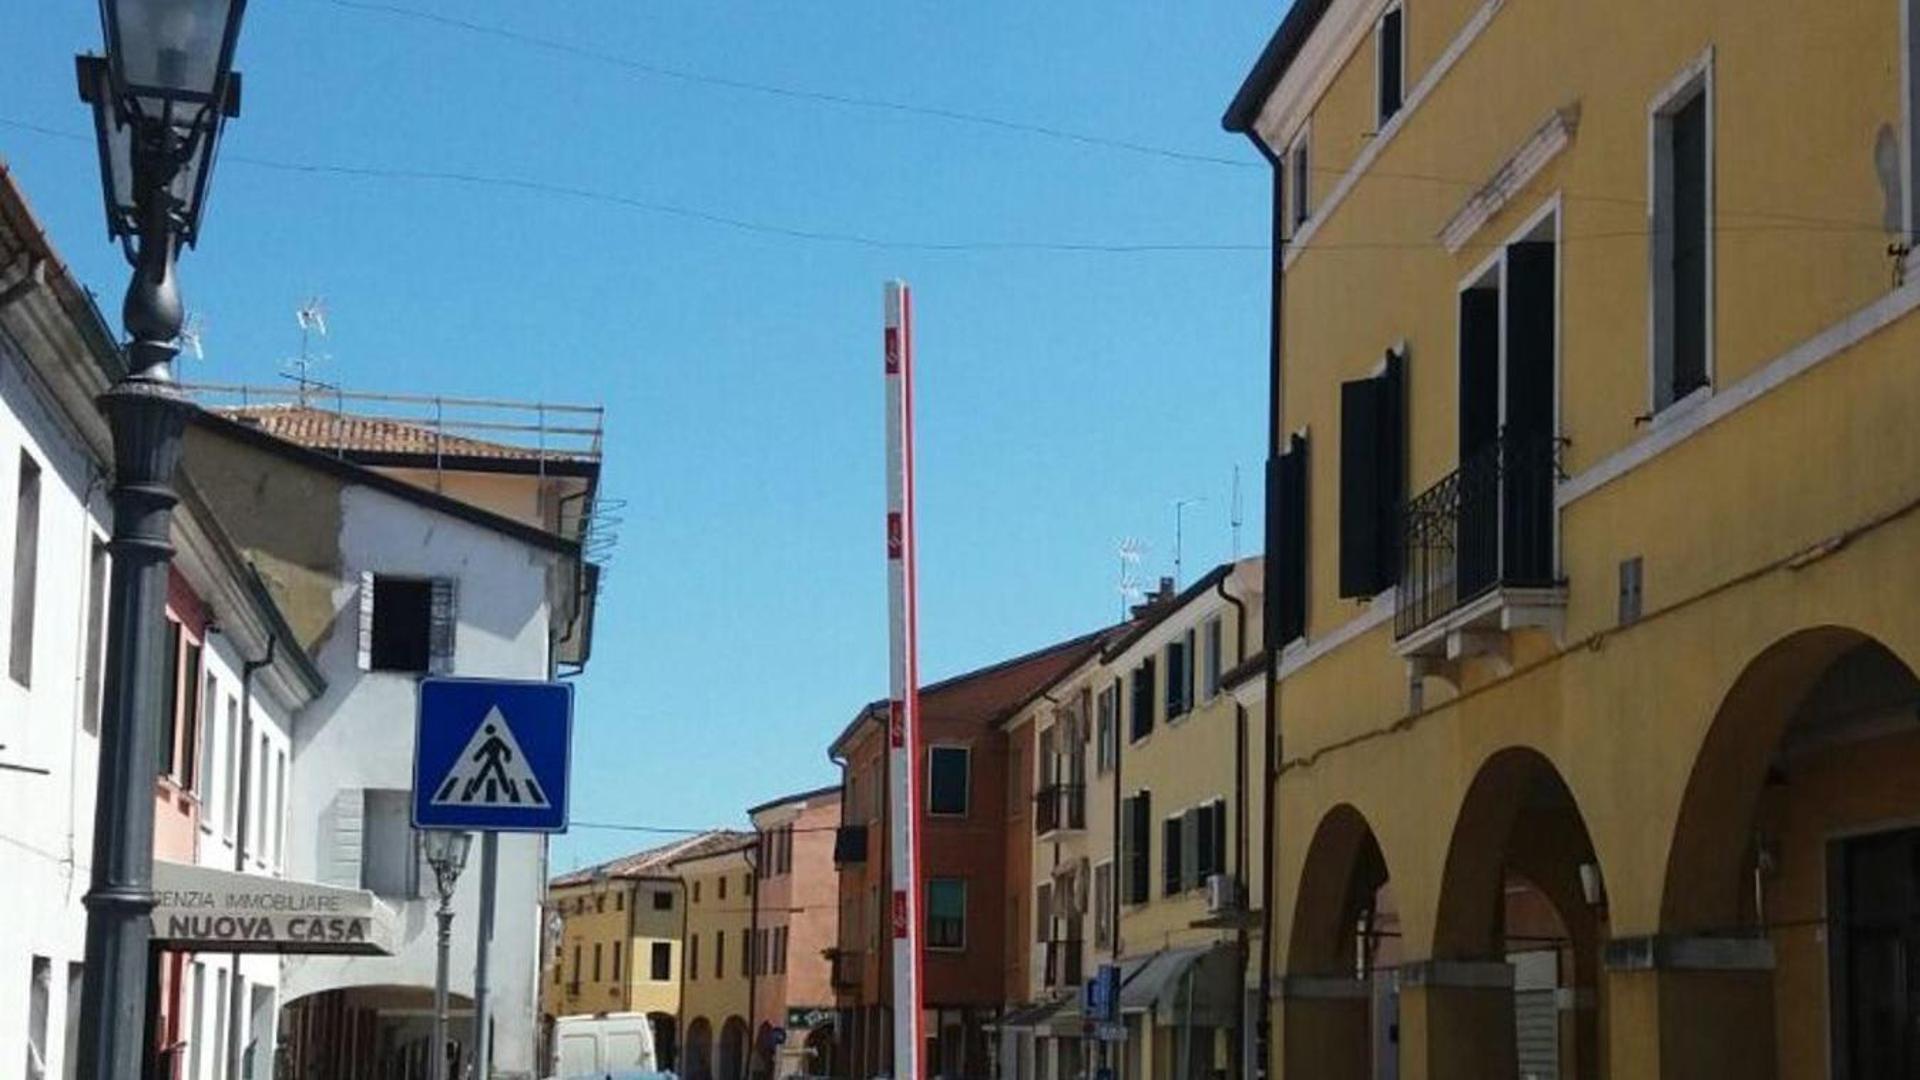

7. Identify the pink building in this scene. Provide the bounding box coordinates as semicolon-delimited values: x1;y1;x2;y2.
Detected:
749;785;842;1077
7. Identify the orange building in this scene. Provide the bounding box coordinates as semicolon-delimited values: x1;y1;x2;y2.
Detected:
748;785;843;1076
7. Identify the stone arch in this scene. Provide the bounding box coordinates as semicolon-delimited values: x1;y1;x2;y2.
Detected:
685;1016;714;1080
1426;746;1605;1080
1280;803;1398;1080
649;1011;679;1072
1287;803;1394;977
718;1015;750;1080
1662;625;1880;932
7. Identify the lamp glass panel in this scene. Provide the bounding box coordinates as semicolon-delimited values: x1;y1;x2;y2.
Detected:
111;0;234;98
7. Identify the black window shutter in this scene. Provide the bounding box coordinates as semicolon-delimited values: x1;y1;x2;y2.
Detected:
1379;351;1407;589
1379;7;1404;123
1267;434;1310;646
1133;793;1152;903
1671;92;1709;400
1186;807;1206;890
1163;817;1183;896
1212;799;1229;878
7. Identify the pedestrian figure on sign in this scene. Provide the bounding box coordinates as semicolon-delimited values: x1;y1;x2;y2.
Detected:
435;720;543;805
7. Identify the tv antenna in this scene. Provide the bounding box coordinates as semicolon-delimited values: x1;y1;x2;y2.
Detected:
1116;537;1147;618
283;296;335;405
1230;465;1244;559
178;311;206;362
1173;497;1206;588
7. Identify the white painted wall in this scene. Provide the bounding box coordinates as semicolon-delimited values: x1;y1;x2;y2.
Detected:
0;332;109;1080
178;630;298;1080
282;482;559;1079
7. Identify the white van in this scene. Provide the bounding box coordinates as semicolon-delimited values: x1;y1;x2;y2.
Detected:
549;1012;659;1078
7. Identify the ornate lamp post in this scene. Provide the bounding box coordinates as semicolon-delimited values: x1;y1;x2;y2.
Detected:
72;4;246;1079
425;830;476;1080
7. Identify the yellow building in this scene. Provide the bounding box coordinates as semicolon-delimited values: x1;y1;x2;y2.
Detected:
1221;1;1920;1077
676;838;758;1080
543;831;749;1071
1103;561;1265;1080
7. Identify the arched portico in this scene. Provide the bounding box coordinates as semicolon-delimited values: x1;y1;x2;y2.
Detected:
685;1016;714;1080
1281;803;1400;1080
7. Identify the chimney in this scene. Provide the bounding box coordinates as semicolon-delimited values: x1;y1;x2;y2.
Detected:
1130;577;1180;621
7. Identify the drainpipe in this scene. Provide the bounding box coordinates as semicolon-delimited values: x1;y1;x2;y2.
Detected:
219;633;274;1080
746;841;763;1079
1246;125;1287;1080
1213;573;1249;1077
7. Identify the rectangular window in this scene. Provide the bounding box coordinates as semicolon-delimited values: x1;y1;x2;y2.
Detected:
252;731;268;851
1095;682;1117;774
689;934;700;981
1036;881;1053;944
1128;659;1155;743
927;745;970;816
652;890;671;911
593;942;603;982
1377;4;1404;125
212;968;228;1080
1289;128;1311;229
595;894;605;914
1652;59;1712;411
82;540;108;734
25;955;49;1080
1164;635;1192;721
179;641;203;791
198;674;221;827
368;575;434;673
693;881;702;903
740;928;750;977
614;892;624;913
1203;616;1224;700
928;878;967;950
1093;862;1114;949
9;452;41;688
719;875;728;901
222;699;241;842
571;944;581;984
186;961;206;1080
1122;792;1152;905
1163;816;1185;897
612;940;622;981
272;747;288;868
1268;433;1310;646
159;620;181;777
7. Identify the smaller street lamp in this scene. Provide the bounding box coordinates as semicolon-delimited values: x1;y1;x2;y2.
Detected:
424;830;475;1080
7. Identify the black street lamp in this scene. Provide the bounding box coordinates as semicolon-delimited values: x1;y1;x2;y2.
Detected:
72;3;246;1079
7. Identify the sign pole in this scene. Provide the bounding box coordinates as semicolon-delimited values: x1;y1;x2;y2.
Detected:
472;832;498;1079
883;281;924;1079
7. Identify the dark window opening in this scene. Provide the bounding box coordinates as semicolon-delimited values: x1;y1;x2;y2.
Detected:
1122;793;1153;905
928;746;970;816
370;576;434;673
1378;6;1404;124
83;542;108;735
653;890;672;911
651;941;672;982
1163;817;1185;896
1129;659;1156;742
1669;90;1709;403
928;879;966;949
158;620;182;778
1268;434;1310;646
9;452;40;687
179;641;203;791
1338;351;1406;599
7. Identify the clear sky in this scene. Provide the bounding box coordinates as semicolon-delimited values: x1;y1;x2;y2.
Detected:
3;1;1277;872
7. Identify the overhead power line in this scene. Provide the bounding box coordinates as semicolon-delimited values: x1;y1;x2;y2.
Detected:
302;0;1262;172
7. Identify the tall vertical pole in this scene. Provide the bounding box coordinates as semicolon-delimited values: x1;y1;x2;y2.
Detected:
433;895;454;1080
472;833;499;1080
882;281;924;1080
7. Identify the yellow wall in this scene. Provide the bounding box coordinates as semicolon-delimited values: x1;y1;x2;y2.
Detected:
544;879;685;1020
1241;0;1920;1076
679;850;754;1034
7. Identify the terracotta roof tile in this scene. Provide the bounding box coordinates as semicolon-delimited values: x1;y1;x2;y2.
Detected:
549;829;754;888
217;404;584;463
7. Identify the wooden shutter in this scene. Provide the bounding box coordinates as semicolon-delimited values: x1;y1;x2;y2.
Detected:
323;788;365;888
1119;796;1135;901
1183;808;1202;892
355;572;375;672
1268;434;1309;646
1163;817;1183;896
1212;799;1229;878
428;577;458;674
1339;375;1385;598
1185;629;1198;711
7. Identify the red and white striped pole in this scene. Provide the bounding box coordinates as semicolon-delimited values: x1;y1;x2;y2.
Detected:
882;280;925;1080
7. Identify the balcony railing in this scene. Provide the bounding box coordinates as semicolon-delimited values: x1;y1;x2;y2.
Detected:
833;824;869;865
1034;783;1086;835
1044;938;1085;988
828;948;862;990
1396;431;1560;639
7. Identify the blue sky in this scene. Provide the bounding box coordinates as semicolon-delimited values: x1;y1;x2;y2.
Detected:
3;1;1276;871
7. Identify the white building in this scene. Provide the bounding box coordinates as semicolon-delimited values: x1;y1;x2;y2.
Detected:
184;398;601;1080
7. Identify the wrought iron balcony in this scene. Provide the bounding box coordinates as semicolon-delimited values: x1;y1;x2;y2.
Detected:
832;824;869;865
1044;938;1085;988
1396;431;1561;641
1034;783;1086;835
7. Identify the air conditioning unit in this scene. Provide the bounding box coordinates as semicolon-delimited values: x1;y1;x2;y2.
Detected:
1205;873;1241;915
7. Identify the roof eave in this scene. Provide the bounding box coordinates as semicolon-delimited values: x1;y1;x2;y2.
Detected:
1221;0;1336;134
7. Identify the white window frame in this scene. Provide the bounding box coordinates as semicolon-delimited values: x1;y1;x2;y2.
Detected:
1202;615;1224;702
1646;46;1716;420
1375;2;1407;128
926;743;971;818
927;877;968;952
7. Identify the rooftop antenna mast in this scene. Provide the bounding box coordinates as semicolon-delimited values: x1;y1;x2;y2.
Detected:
1231;465;1244;559
1173;496;1206;588
178;311;206;364
284;296;332;405
1117;538;1147;619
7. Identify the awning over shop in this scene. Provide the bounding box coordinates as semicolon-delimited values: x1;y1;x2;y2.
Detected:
1118;944;1240;1028
995;997;1070;1031
151;860;398;956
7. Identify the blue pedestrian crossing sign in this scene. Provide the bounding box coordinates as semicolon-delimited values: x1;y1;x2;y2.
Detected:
412;677;573;833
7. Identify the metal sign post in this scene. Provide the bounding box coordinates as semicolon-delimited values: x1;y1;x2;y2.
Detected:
883;281;925;1079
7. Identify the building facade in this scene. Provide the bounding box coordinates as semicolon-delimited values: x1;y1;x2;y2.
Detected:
1222;1;1920;1077
749;785;843;1079
830;632;1107;1080
675;839;755;1080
